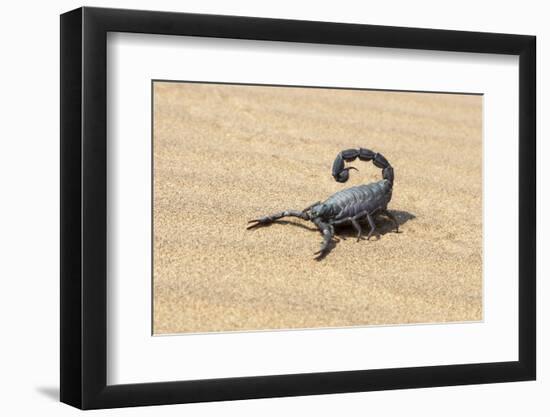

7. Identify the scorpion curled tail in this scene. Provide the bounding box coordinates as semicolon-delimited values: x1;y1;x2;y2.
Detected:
331;148;394;186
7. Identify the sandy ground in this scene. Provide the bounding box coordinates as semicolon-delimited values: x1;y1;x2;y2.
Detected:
153;81;482;334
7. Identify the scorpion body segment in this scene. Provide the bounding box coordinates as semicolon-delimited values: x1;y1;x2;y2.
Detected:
324;181;392;221
248;148;398;258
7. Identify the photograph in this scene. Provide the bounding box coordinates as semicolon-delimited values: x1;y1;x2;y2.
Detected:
54;3;537;412
152;81;483;335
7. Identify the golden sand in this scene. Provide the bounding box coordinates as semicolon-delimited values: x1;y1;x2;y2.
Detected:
153;81;482;334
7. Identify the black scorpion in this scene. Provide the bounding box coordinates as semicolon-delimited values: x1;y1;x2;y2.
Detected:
247;148;399;258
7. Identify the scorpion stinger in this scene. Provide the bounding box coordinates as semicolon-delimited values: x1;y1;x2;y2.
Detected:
332;148;394;185
248;147;399;259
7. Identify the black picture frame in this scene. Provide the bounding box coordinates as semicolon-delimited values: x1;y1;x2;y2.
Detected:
60;6;536;410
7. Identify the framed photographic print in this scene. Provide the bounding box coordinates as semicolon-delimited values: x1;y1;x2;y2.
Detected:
60;6;536;409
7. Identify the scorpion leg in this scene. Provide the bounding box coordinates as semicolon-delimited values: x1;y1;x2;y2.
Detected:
247;209;309;229
365;213;377;240
330;215;365;242
381;209;399;233
351;218;363;242
349;210;371;241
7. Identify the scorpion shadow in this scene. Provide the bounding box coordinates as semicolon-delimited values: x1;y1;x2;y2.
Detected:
335;209;416;239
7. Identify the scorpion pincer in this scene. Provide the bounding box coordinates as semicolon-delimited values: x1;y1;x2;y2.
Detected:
247;148;399;259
